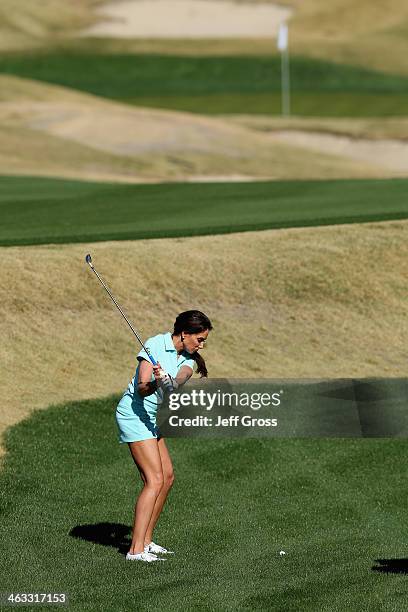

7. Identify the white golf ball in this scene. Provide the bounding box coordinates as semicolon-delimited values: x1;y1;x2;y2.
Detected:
279;550;286;556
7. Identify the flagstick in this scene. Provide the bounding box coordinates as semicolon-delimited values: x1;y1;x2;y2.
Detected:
277;22;291;117
281;46;290;116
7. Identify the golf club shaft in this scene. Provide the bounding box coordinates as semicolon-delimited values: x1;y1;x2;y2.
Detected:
86;256;157;366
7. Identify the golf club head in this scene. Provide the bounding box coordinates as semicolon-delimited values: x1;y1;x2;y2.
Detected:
85;253;93;267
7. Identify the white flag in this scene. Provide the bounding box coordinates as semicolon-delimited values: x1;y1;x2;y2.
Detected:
277;23;288;52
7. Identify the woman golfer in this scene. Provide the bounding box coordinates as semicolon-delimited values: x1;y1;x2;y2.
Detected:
116;310;213;562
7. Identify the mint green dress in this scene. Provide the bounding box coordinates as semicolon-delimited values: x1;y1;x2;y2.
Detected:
115;332;195;443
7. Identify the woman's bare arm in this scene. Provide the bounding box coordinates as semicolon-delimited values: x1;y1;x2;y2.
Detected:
137;361;193;396
175;365;194;386
137;359;161;397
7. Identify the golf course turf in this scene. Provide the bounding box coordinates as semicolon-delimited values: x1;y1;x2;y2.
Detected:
2;5;408;609
1;52;408;116
0;395;406;611
2;27;408;610
1;176;408;247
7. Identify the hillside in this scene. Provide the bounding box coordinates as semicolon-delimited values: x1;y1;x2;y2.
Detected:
0;0;99;51
2;1;408;76
287;0;408;76
0;75;387;183
1;221;407;454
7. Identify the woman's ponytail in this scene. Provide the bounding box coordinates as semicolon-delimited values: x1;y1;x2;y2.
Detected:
191;351;208;377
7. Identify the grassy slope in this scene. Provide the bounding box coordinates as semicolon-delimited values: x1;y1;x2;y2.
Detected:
228;115;408;140
0;75;148;183
0;0;100;51
286;0;408;76
1;176;408;246
1;75;383;183
1;397;407;610
1;7;406;606
2;1;408;78
0;123;149;185
1;221;407;445
1;52;408;117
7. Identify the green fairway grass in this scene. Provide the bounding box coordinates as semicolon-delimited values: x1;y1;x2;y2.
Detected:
0;395;406;611
1;52;408;116
1;176;408;247
120;92;408;117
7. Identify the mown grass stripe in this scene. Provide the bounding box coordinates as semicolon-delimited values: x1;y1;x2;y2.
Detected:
1;52;408;116
1;176;408;246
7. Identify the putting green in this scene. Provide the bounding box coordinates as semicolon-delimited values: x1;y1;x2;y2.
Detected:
1;52;408;116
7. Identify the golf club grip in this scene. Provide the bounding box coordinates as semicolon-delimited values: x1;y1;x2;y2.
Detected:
145;350;157;366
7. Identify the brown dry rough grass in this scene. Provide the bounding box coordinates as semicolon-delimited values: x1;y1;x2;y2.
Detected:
285;0;408;76
1;221;407;456
2;1;408;76
0;75;387;183
228;115;408;141
0;0;101;51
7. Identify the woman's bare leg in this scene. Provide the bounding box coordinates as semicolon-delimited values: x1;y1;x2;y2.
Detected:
127;439;164;555
144;438;175;545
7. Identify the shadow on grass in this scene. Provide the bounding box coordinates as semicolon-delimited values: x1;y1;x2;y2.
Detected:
372;558;408;574
70;522;131;555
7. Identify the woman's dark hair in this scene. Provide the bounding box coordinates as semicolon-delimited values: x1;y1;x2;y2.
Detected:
173;310;213;377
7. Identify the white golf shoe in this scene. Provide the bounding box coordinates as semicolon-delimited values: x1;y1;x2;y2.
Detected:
144;541;174;555
126;551;166;562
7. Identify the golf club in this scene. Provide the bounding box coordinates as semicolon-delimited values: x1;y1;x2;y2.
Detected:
85;254;158;366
